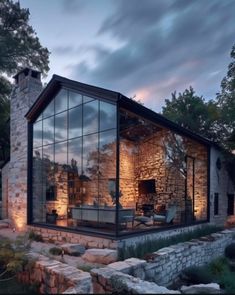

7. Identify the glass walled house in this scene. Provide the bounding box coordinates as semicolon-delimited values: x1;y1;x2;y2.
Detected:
27;75;210;237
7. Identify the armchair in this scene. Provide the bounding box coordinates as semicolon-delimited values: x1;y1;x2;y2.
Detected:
153;205;177;224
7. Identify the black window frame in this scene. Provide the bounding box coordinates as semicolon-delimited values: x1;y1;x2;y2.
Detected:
214;193;219;216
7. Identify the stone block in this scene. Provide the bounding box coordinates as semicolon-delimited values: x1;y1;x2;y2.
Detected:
61;243;86;256
82;248;117;265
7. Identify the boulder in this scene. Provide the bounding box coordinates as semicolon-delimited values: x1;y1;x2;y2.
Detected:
82;248;117;264
61;243;86;256
181;283;221;294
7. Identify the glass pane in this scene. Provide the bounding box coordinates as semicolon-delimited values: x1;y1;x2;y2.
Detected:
43;116;54;145
68;137;82;175
32;148;44;222
43;99;54;118
55;111;67;142
33;120;42;148
83;100;98;135
55;89;68;114
55;141;67;166
35;113;42;122
100;101;116;131
54;142;68;214
99;178;116;207
69;90;82;109
42;144;55;201
99;129;116;178
83;133;98;179
83;95;94;104
68;106;82;139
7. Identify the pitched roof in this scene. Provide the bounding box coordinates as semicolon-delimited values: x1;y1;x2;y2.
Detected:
25;74;213;146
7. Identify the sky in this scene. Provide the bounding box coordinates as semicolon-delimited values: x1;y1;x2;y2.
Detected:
20;0;235;112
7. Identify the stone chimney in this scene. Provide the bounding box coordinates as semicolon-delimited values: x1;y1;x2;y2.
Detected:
8;68;42;230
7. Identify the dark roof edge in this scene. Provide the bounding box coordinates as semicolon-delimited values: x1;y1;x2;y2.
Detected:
119;94;213;146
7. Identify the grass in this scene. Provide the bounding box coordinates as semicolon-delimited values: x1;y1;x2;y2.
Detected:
181;256;235;294
118;225;223;260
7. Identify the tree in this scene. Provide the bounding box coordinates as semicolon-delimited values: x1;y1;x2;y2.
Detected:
216;44;235;152
162;86;219;141
0;0;50;163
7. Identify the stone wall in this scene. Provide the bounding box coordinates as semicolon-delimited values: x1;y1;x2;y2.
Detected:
1;162;9;219
119;128;208;223
27;225;118;249
92;228;235;292
8;69;42;230
210;147;235;226
18;252;91;294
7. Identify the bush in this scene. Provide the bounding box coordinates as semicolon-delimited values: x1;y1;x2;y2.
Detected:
118;225;222;260
225;243;235;260
181;266;213;284
49;247;62;256
28;231;43;242
219;270;235;294
209;256;227;276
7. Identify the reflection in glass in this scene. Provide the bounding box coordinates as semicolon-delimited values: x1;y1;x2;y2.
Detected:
32;148;43;222
69;106;82;139
43;116;54;145
83;133;98;179
55;141;67;166
83;95;94;104
68;138;82;175
100;101;116;131
42;144;55;201
43;99;54;118
99;130;116;178
33;120;42;148
55;111;67;142
55;89;68;114
83;100;98;135
69;90;82;109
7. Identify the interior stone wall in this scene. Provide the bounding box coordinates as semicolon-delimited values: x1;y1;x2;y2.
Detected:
119;127;208;223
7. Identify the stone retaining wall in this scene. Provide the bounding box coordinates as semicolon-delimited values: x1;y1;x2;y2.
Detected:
29;223;208;250
92;228;235;291
18;252;92;294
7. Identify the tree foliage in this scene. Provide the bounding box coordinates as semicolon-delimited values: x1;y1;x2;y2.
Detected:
0;0;50;163
162;86;219;141
0;0;50;76
216;44;235;152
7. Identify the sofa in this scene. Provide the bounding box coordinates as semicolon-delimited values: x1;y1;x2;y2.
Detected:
71;205;134;225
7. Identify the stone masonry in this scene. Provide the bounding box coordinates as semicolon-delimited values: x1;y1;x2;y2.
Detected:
1;161;9;219
91;228;235;292
210;146;235;226
8;69;42;230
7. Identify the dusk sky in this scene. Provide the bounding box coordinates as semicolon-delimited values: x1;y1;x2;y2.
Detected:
20;0;235;111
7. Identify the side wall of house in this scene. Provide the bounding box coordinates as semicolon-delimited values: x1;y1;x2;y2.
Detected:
210;146;235;226
8;70;42;230
1;162;10;219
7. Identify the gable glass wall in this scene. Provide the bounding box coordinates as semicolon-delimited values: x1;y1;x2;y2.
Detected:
30;89;209;236
31;88;117;234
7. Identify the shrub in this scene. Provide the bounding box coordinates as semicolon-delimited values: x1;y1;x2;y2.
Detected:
118;225;222;260
28;231;43;242
209;256;227;276
181;266;213;284
219;270;235;294
49;247;62;256
225;243;235;260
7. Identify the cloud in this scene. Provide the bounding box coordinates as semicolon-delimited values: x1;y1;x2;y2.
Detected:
68;0;235;111
61;0;86;14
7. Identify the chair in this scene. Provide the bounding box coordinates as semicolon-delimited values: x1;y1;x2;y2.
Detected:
153;205;177;224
